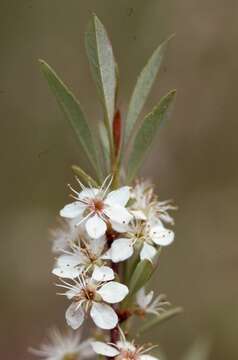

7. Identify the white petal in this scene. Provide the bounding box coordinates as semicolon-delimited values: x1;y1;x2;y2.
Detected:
52;255;83;279
111;221;131;233
97;281;129;303
110;238;134;263
140;355;159;360
104;205;133;225
91;341;119;357
130;210;147;220
60;202;85;218
105;186;131;206
92;265;114;281
88;236;106;257
159;213;174;225
90;302;118;329
140;243;157;261
85;214;107;239
79;188;99;200
59;254;81;267
52;266;81;279
66;288;79;300
136;288;154;309
65;302;85;329
150;225;174;246
117;341;136;352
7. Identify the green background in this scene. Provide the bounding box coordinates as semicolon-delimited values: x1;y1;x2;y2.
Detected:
1;0;238;359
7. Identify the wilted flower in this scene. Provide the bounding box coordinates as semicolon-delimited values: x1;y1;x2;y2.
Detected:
29;328;94;360
91;328;159;360
130;179;177;226
107;219;174;263
60;175;133;239
57;274;128;330
52;236;111;279
51;218;83;254
136;287;170;316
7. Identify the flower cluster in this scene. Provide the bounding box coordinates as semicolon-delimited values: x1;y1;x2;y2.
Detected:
32;13;179;360
50;177;175;331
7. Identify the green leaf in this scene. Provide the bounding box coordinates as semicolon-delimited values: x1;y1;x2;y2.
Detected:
98;122;110;173
182;338;212;360
129;260;154;296
139;307;183;335
125;37;173;144
85;14;116;126
127;89;176;183
39;60;99;173
72;165;99;187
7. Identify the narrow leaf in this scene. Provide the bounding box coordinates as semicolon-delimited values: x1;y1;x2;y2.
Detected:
99;122;110;173
39;60;98;173
127;90;176;183
129;260;154;296
72;165;99;187
139;307;183;335
125;37;172;144
85;14;116;125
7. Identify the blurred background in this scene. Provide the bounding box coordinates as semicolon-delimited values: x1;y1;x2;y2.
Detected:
1;0;238;359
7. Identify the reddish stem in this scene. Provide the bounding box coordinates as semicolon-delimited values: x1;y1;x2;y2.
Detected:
113;110;122;157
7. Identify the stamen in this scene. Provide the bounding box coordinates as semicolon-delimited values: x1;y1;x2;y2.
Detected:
101;174;113;198
76;211;94;227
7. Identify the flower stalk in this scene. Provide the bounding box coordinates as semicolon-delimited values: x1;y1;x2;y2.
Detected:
32;13;180;360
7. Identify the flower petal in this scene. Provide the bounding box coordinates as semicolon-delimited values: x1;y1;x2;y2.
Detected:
110;238;134;263
150;225;174;246
79;188;99;200
85;214;107;239
91;341;119;357
130;210;147;220
92;265;115;281
65;302;85;329
90;302;118;329
117;341;136;352
140;243;157;261
97;281;129;303
111;221;131;233
105;186;131;206
60;202;85;218
53;254;83;277
136;288;154;309
104;205;133;225
87;236;106;257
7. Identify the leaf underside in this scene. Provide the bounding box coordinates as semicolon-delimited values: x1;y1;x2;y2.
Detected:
39;60;99;174
127;89;176;183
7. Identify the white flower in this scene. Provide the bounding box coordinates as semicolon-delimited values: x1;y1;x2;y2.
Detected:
57;274;129;330
107;220;174;263
136;288;170;315
51;218;84;254
91;329;159;360
52;236;112;280
130;179;177;226
29;328;94;360
60;175;133;239
130;179;154;220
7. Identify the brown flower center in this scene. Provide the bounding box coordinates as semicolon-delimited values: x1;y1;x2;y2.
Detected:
90;199;104;213
116;350;138;360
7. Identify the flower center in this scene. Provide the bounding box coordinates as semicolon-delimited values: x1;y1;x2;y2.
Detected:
74;285;96;302
117;350;138;360
90;199;104;213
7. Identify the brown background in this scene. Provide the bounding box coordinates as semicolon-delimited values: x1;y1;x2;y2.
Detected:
1;0;238;359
